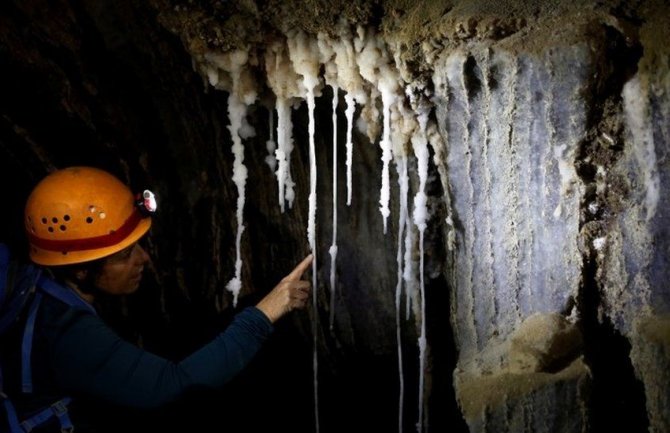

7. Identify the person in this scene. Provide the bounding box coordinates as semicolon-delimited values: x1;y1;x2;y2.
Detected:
1;166;312;432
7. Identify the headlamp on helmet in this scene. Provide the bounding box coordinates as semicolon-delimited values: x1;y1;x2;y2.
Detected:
136;190;157;216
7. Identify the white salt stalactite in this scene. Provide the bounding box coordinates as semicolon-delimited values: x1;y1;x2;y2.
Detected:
287;30;321;261
225;93;249;306
388;97;419;433
204;49;257;307
275;97;296;212
395;152;410;433
265;107;277;172
307;85;320;433
344;92;356;205
404;216;416;320
329;25;366;207
412;114;430;433
394;101;419;322
306;87;318;287
317;33;341;331
379;83;397;234
265;40;301;212
329;85;339;330
355;28;399;233
288;30;322;433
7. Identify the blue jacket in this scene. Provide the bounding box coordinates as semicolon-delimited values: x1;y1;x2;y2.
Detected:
1;291;273;431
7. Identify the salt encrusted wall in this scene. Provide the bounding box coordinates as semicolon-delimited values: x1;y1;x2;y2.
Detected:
1;1;669;433
606;24;670;431
434;45;587;361
433;44;590;432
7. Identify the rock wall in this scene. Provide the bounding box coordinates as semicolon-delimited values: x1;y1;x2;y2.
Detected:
1;1;668;433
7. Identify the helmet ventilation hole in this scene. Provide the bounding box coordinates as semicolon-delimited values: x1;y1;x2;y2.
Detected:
48;227;54;233
52;217;58;223
64;214;71;221
60;225;67;231
41;218;47;224
86;217;93;224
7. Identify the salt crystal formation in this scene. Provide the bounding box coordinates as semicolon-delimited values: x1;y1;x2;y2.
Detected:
160;1;670;432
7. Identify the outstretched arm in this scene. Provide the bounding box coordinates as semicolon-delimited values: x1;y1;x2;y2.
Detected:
48;255;313;408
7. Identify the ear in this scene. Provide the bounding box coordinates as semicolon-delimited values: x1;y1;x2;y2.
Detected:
74;268;89;282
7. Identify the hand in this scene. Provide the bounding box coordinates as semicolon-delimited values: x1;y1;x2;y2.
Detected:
255;254;313;323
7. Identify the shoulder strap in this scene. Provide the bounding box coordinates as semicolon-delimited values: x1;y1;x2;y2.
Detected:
1;398;22;433
0;266;40;335
21;292;43;393
37;276;97;315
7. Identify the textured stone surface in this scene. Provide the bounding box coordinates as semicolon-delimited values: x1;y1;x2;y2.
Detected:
453;312;588;432
509;313;583;374
629;316;670;433
456;358;590;433
1;1;669;433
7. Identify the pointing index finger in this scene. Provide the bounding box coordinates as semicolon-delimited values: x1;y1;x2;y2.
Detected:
285;254;314;281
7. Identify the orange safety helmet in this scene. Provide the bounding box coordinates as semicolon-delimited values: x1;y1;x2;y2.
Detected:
24;167;153;266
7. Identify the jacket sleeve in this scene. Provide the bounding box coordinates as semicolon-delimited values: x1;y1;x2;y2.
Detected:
47;306;273;408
